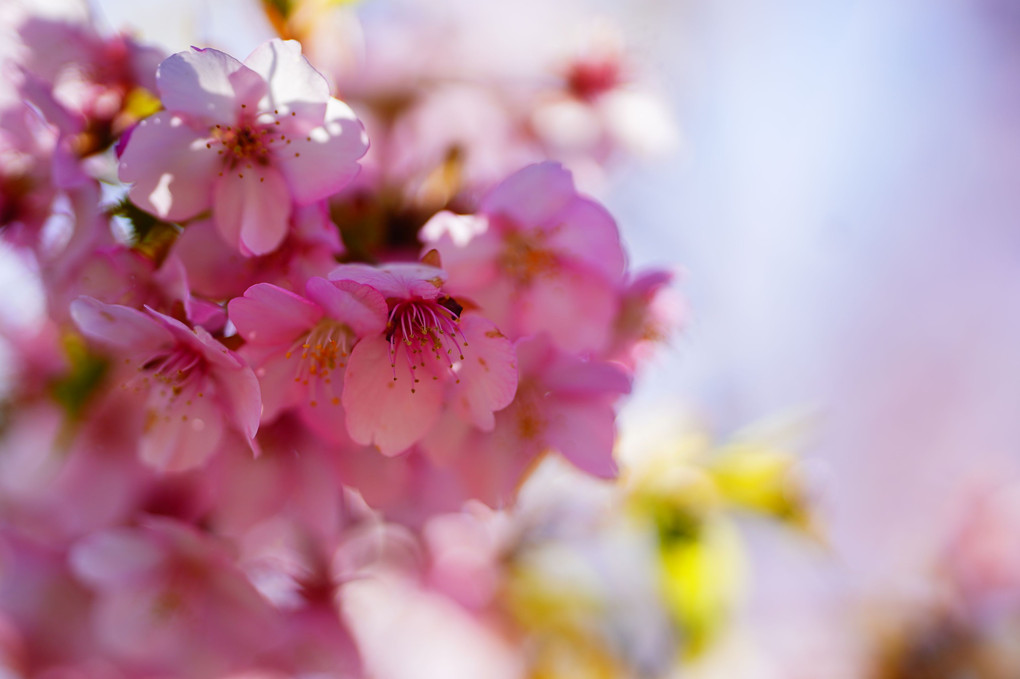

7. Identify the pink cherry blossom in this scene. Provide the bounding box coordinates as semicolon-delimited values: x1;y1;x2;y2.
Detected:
70;296;260;471
420;334;631;505
423;506;508;611
0;6;707;677
228;276;388;442
421;161;626;354
119;38;367;256
530;29;679;162
943;484;1020;623
329;262;518;456
16;13;165;169
341;570;524;679
384;83;543;207
0;101;61;244
69;518;281;675
0;528;98;673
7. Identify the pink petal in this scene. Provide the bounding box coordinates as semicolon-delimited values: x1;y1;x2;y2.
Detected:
185;296;227;334
139;377;226;472
328;263;446;301
157;47;259;124
334;443;413;511
170;218;252;299
244;39;329;121
519;265;619;354
545;400;619;479
213;362;262;446
547;197;626;281
542;355;633;397
420;213;502;293
455;423;537;508
454;274;517;336
245;347;302;423
342;336;444;456
298;371;348;443
18;67;82;135
305;277;387;336
342;577;523;679
145;309;242;371
70;529;164;587
275;98;368;205
70;296;172;356
213;163;291;256
448;316;517;431
419;408;475;466
229;283;323;346
481;162;576;226
92;586;182;662
227;63;269;111
119;112;219;221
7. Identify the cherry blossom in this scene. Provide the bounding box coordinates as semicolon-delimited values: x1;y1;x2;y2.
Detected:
70;296;260;471
70;518;280;674
228;276;387;441
421;162;626;354
330;262;518;456
119;38;367;255
0;4;712;678
420;334;631;505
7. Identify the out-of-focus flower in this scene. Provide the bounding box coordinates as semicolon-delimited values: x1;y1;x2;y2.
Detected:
70;296;260;471
423;162;626;355
119;38;367;255
0;101;60;243
605;268;684;370
417;334;631;507
943;484;1020;623
70;518;281;675
15;13;163;168
531;24;680;163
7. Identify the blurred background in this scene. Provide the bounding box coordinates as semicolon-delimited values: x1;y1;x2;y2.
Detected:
30;0;1020;674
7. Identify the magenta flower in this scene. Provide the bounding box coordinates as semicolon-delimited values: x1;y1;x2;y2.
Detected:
70;296;261;471
329;262;518;456
228;277;388;442
422;162;627;354
119;39;368;255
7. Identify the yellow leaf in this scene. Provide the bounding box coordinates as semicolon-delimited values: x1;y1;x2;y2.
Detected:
659;517;744;657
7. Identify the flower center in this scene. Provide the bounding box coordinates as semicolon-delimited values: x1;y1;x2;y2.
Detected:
566;56;622;102
135;346;208;425
386;299;467;392
141;346;204;396
210;122;273;167
512;382;547;442
286;320;353;390
500;231;558;284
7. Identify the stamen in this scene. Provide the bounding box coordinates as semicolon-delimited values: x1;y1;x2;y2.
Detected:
386;299;467;392
286;320;353;392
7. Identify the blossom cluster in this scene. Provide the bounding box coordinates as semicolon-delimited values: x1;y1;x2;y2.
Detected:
0;3;790;678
